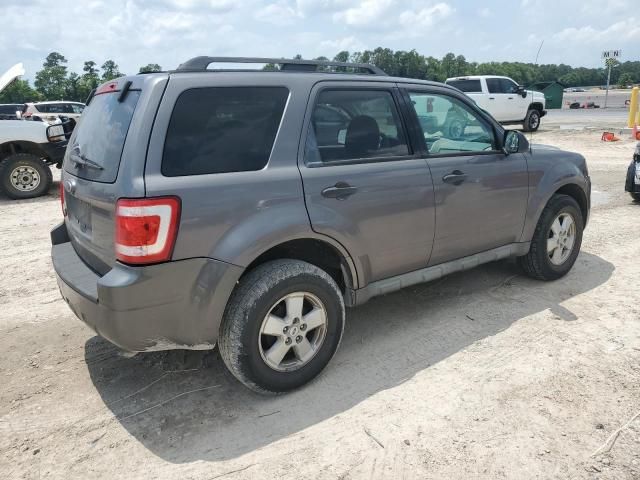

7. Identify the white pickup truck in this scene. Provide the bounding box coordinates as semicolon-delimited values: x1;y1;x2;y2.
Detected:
0;63;70;199
445;75;547;132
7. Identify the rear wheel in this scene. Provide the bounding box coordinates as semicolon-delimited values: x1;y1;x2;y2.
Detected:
0;153;52;199
522;109;541;132
518;194;583;281
219;260;345;394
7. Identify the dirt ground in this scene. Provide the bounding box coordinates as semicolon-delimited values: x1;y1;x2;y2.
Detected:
1;112;639;479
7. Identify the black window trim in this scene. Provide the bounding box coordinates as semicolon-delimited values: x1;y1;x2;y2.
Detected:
399;86;505;159
302;85;421;168
160;85;291;177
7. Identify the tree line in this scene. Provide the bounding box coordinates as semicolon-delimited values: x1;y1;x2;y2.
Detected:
0;52;161;103
2;48;639;104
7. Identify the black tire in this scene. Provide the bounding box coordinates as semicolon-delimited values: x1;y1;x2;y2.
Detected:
522;109;541;132
518;194;584;281
630;192;640;203
0;153;53;200
219;259;345;394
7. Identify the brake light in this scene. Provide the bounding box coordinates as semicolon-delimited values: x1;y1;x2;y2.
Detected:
115;197;180;264
95;81;119;95
60;182;66;217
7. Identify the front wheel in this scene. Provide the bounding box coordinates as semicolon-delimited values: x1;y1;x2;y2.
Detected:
518;194;584;281
0;153;53;199
522;109;541;132
218;260;345;394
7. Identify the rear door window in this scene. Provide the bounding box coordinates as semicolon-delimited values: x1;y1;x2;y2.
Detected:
486;78;503;94
64;90;141;182
446;79;482;93
305;89;409;164
162;87;289;176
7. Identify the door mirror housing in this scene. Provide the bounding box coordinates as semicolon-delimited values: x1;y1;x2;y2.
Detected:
517;86;527;98
504;130;530;154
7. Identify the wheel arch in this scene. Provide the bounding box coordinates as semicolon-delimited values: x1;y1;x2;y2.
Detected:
554;183;589;227
529;102;544;113
523;179;590;242
241;237;358;301
0;141;47;161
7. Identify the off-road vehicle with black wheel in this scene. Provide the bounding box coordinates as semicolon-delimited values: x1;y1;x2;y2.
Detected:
51;57;590;394
0;120;68;199
625;142;640;202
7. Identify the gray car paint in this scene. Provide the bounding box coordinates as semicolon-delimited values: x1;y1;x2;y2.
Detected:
53;70;590;352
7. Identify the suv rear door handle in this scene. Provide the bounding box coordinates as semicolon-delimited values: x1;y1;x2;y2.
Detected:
321;182;358;199
442;170;467;185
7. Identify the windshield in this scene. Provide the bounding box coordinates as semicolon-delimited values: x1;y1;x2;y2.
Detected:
64;91;140;183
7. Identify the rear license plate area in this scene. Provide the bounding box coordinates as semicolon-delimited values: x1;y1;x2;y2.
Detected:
67;195;93;236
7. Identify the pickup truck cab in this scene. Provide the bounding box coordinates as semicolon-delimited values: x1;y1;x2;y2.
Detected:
446;75;546;132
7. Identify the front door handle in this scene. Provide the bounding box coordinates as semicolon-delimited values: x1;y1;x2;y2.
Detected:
442;170;467;185
489;97;495;100
321;182;358;199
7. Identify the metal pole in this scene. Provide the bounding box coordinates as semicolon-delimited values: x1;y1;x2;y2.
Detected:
605;62;611;109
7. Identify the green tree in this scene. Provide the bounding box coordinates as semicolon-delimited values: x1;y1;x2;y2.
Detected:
139;63;162;73
0;79;40;103
34;52;69;100
65;72;82;101
617;72;634;88
101;60;122;81
82;61;100;88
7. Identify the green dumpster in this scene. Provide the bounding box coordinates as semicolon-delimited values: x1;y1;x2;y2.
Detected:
529;81;565;110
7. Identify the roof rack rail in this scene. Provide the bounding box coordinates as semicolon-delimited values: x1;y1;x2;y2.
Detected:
176;56;386;75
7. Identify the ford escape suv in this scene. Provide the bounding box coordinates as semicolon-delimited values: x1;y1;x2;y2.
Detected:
52;57;590;394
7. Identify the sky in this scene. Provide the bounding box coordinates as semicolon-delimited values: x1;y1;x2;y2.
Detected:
1;0;639;81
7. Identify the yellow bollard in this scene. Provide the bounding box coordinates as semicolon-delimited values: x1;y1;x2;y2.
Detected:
629;86;639;128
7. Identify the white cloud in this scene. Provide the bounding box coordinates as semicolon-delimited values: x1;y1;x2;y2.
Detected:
553;17;640;44
399;3;453;28
333;0;393;27
255;1;302;25
478;7;491;18
163;0;236;11
318;36;365;52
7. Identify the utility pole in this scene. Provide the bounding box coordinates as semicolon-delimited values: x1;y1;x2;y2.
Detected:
602;50;622;109
605;59;612;109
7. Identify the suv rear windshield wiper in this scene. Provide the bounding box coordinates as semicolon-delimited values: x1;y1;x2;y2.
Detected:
69;146;104;170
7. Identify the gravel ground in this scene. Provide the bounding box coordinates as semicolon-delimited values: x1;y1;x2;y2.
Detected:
0;112;639;479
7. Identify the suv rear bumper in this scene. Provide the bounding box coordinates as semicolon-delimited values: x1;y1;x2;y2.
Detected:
51;222;243;352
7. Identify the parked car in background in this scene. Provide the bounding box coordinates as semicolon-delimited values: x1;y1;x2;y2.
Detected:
625;142;640;202
52;57;590;394
445;75;546;132
0;104;22;120
21;101;85;123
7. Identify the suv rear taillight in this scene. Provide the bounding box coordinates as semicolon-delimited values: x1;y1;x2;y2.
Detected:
60;182;66;217
115;197;181;265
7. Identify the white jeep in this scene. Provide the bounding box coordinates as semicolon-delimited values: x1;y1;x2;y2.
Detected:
445;75;547;132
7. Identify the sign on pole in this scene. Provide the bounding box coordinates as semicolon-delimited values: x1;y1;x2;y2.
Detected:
602;50;622;60
602;50;622;108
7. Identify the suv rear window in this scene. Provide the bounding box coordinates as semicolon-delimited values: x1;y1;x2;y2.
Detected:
64;90;141;183
446;79;482;93
162;87;289;177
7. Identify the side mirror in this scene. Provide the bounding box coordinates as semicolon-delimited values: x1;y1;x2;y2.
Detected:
517;86;527;98
15;111;22;120
503;130;529;154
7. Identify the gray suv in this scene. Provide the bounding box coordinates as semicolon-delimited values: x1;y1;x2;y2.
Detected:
52;57;590;394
